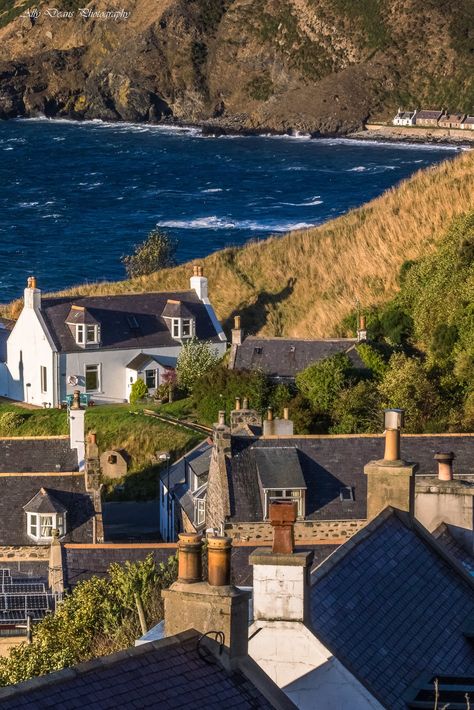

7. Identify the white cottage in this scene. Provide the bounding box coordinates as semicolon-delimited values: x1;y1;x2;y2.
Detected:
4;267;226;406
392;108;417;126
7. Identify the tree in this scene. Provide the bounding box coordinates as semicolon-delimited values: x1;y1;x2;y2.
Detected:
130;378;148;404
176;338;220;393
122;229;177;278
330;380;382;434
296;353;352;414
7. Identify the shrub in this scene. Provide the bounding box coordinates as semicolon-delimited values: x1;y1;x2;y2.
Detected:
296;353;352;414
356;343;389;380
122;229;177;278
176;339;220;394
430;323;459;364
379;302;413;345
330;381;382;434
129;379;148;404
0;411;27;434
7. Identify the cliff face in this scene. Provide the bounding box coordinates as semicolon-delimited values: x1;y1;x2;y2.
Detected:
0;0;472;132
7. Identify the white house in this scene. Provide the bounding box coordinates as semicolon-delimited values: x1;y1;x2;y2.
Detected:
4;267;226;406
392;108;417;126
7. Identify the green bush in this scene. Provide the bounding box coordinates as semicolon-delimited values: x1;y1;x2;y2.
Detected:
176;339;221;394
129;379;148;404
122;229;177;279
330;380;383;434
356;343;389;380
379;302;413;345
296;353;352;414
0;411;27;435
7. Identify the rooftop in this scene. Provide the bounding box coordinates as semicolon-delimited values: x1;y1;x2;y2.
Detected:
0;436;78;473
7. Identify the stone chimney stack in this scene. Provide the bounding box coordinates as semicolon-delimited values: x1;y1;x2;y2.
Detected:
250;501;313;624
263;406;294;437
231;315;243;346
69;390;85;471
190;264;208;301
205;411;232;531
24;275;41;310
357;313;367;342
229;398;262;435
364;409;418;519
162;533;249;664
435;451;455;481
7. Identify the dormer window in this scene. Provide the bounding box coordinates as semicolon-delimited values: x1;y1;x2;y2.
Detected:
170;317;194;340
162;300;195;341
76;324;99;345
24;488;67;542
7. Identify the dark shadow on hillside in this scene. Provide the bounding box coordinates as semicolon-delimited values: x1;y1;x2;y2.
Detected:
223;278;296;336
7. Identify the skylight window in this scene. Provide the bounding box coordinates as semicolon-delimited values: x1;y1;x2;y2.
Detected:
340;486;354;502
254;347;263;355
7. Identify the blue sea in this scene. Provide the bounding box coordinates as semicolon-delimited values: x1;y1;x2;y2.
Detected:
0;118;461;302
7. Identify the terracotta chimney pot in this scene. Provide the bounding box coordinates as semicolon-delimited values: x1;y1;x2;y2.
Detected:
242;397;249;409
267;407;273;422
383;409;404;461
207;535;232;586
269;500;297;554
218;410;226;426
177;532;203;583
283;407;289;420
359;314;366;330
435;451;455;481
235;397;241;411
234;315;241;330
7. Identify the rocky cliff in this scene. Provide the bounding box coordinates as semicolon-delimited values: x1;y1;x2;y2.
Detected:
0;0;472;133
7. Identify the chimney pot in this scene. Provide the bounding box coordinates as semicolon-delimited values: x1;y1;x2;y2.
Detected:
267;407;273;422
218;410;226;426
383;408;404;461
207;535;232;586
242;397;249;409
359;314;366;330
269;500;296;554
70;389;82;411
177;532;203;583
234;315;241;330
283;407;289;420
435;451;455;481
235;397;241;411
88;431;97;445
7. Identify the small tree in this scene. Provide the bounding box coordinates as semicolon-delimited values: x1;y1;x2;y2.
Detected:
130;378;148;404
177;339;220;393
296;353;352;415
122;229;178;278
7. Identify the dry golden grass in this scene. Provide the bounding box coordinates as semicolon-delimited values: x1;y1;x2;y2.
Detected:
4;150;474;335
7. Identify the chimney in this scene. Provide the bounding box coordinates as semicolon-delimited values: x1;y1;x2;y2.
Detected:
230;397;262;435
48;529;65;595
267;407;273;422
162;533;249;664
190;264;208;301
283;407;289;420
250;501;313;624
85;431;100;491
435;451;455;481
69;390;85;471
231;315;243;346
235;397;241;411
364;408;418;519
24;275;41;310
242;396;249;409
357;313;367;342
205;411;232;530
263;407;294;437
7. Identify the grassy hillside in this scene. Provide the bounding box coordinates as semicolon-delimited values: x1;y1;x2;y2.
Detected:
5;150;472;339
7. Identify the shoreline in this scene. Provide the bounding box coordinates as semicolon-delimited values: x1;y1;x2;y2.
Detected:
5;114;471;150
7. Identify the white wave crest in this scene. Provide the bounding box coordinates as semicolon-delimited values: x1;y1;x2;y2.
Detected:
201;188;223;193
282;196;322;206
156;216;315;232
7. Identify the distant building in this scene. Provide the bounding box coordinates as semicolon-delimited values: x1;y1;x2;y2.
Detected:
392;108;417;126
3;267;226;406
438;112;465;129
461;115;474;130
415;109;445;127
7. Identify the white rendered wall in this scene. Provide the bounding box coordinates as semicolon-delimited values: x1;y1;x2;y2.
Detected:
249;621;383;710
7;295;56;406
253;564;306;621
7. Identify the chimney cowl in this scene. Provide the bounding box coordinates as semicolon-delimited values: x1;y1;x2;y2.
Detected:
177;532;203;584
207;535;232;586
384;408;405;430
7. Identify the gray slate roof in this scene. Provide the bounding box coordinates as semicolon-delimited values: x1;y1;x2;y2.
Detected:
227;434;474;522
40;291;222;353
0;630;277;709
232;337;363;379
311;510;474;709
0;437;79;473
23;488;68;514
254;447;306;489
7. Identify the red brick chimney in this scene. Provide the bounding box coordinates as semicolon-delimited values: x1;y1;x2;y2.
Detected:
270;501;296;554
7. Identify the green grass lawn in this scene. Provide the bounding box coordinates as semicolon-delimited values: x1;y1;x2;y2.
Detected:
0;400;202;500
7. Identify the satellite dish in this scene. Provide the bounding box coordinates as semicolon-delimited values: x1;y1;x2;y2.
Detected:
67;375;78;386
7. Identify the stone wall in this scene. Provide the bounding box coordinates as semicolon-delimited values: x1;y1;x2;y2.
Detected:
0;546;50;561
225;519;366;543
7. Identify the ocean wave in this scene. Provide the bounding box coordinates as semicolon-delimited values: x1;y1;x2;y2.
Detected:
156;216;315;232
201;188;223;193
281;196;323;206
18;201;39;208
348;166;367;172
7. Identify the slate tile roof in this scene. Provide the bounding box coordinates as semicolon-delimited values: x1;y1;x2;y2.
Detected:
0;631;277;709
40;291;222;353
232;337;364;379
310;510;474;709
0;437;79;473
227;434;474;522
432;524;474;577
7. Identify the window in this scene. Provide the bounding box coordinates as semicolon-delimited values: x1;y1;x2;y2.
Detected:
145;369;157;389
76;324;99;345
171;318;194;339
85;364;100;391
182;319;191;337
86;325;98;343
264;489;305;519
340;486;354;502
195;498;206;527
172;319;180;338
27;512;66;541
40;366;47;393
76;324;84;344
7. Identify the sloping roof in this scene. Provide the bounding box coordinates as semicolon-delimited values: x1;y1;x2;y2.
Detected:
127;353;178;371
432;523;474;577
65;305;100;325
227;434;474;523
39;291;222;353
0;437;78;473
310;510;474;709
254;447;306;489
463;116;474;125
232;337;363;379
161;299;195;319
0;630;279;709
416;110;444;120
23;487;68;514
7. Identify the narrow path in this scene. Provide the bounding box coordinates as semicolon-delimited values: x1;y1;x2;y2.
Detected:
142;409;213;437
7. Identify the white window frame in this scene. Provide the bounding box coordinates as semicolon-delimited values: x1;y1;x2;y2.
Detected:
76;324;85;344
27;512;66;541
85;364;101;392
76;324;99;345
172;319;180;338
195;498;206;527
264;488;305;519
171;318;194;340
145;369;157;389
40;366;47;394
